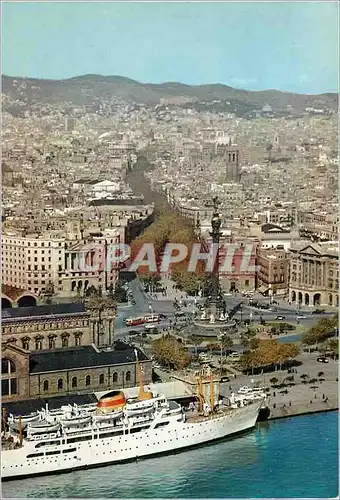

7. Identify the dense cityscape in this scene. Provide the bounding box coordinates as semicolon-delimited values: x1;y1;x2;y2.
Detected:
1;1;338;498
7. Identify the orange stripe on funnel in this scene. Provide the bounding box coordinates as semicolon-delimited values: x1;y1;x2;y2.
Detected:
97;397;126;408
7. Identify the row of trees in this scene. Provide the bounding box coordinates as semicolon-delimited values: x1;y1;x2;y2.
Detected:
240;339;300;373
131;211;208;293
301;315;338;347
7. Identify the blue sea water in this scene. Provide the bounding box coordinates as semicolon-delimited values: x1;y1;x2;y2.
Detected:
3;411;338;499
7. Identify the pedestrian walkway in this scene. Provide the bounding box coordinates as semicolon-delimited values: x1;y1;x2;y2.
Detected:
145;275;202;305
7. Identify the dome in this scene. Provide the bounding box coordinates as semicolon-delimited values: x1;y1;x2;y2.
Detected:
97;391;126;413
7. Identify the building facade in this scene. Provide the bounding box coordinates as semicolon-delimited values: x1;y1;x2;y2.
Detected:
2;302;116;353
288;243;339;307
1;230;121;299
1;343;152;403
256;246;290;296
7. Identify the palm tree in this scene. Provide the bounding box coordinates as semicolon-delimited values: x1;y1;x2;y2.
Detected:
300;374;309;384
270;377;278;387
317;371;325;379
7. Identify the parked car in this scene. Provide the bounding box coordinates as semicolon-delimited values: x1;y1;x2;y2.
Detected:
128;330;140;336
312;309;325;315
275;315;286;320
297;315;306;319
317;357;329;363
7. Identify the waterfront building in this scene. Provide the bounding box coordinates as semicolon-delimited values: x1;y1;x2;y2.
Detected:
1;342;151;403
288;242;339;307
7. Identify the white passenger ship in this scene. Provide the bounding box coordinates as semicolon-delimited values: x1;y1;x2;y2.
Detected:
2;352;262;480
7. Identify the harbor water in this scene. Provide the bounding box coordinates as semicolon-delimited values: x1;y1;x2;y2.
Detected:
3;411;338;498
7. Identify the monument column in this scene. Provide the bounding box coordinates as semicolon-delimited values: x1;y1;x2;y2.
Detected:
208;196;223;322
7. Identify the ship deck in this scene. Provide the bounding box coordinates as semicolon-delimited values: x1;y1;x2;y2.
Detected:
185;406;233;423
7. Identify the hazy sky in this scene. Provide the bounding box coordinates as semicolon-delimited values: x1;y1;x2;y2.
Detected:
2;1;339;93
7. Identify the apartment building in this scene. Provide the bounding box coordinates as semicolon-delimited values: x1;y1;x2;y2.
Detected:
256;246;290;296
1;229;121;299
2;232;65;295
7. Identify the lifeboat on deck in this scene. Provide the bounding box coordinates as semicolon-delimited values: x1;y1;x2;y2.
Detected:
96;391;126;414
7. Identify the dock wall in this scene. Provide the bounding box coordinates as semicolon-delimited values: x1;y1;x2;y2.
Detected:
267;398;338;420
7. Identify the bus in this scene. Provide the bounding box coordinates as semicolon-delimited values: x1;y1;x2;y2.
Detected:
125;316;145;327
125;314;160;327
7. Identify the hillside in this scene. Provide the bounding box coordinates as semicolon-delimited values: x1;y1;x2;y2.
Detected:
2;74;338;117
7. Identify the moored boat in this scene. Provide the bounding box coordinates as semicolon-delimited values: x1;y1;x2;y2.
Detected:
2;350;263;480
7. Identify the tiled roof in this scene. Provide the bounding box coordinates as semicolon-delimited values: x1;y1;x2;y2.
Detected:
1;302;86;320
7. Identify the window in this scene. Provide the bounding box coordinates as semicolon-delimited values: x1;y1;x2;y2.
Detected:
99;374;105;385
125;371;131;382
1;358;16;374
48;336;56;349
71;377;77;388
245;280;249;287
57;378;63;391
85;375;91;386
2;378;17;396
43;380;49;392
112;372;118;383
22;337;30;350
74;333;82;347
35;337;43;351
61;333;69;348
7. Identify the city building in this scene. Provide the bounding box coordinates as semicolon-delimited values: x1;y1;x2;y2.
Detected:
1;342;152;403
2;301;116;352
256;246;290;296
288;242;339;307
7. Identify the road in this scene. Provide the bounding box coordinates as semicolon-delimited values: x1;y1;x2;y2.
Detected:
114;276;331;339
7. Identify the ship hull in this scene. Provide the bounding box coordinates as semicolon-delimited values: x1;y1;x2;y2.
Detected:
2;403;260;480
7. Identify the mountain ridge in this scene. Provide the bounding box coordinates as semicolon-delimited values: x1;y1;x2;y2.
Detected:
2;74;338;117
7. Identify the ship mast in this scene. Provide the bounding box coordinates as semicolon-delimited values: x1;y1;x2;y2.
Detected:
135;349;152;401
210;373;215;412
18;415;23;446
197;373;205;413
2;407;7;435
